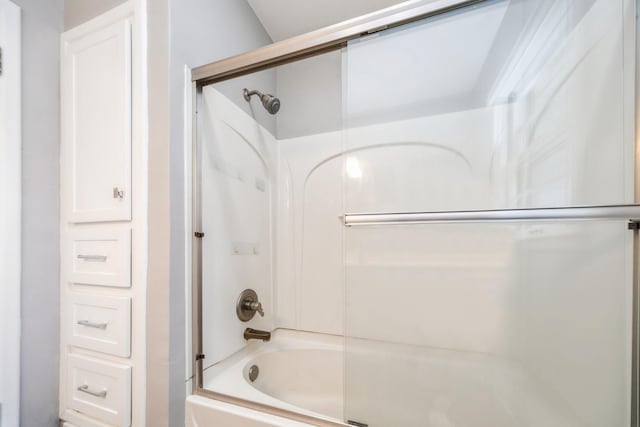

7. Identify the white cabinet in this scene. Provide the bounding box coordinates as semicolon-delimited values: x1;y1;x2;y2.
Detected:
62;16;132;223
60;4;142;427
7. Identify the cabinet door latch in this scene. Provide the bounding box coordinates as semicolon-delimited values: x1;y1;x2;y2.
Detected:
628;220;640;231
113;187;125;199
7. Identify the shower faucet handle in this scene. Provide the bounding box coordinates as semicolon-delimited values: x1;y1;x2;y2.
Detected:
246;301;264;317
236;289;264;321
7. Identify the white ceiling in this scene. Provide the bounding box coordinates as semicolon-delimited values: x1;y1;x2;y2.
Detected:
246;0;411;42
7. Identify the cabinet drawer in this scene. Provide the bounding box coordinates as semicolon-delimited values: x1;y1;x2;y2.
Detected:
67;354;131;427
61;410;113;427
69;293;130;357
69;228;131;287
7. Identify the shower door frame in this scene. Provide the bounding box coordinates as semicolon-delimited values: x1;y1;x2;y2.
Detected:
190;0;640;426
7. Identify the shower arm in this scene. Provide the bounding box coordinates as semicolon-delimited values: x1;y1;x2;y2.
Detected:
243;89;263;102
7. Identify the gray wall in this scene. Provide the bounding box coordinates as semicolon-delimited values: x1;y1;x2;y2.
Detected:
12;0;63;426
168;1;273;425
64;0;126;29
275;51;343;139
146;0;171;424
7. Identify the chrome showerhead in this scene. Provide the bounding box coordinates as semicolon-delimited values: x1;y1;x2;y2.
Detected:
243;88;281;114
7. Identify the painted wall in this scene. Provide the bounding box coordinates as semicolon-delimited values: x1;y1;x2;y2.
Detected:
63;0;126;30
146;0;172;424
169;1;274;425
0;2;21;426
275;51;343;139
10;0;63;426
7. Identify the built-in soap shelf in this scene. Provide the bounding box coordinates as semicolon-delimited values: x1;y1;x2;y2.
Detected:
232;241;260;256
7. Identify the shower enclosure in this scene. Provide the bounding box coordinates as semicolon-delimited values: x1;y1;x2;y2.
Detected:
190;0;640;426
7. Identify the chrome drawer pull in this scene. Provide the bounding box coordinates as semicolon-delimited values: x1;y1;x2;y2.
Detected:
77;384;107;398
77;254;107;262
77;320;108;329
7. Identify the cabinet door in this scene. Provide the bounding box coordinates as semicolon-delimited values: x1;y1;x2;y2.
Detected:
62;17;132;223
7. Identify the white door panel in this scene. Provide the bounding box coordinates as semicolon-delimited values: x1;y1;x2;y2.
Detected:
62;18;132;223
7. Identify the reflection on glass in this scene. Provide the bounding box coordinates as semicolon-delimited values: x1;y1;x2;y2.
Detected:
343;0;634;426
344;0;632;213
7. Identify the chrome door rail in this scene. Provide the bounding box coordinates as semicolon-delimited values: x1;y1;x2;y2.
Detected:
191;0;486;85
344;205;640;226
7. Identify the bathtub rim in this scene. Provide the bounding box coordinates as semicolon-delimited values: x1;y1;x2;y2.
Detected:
192;385;349;427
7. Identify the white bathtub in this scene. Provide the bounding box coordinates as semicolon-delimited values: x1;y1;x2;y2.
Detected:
187;329;345;427
187;329;585;427
199;329;344;423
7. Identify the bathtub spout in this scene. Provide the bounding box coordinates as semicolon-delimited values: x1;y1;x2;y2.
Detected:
244;328;271;342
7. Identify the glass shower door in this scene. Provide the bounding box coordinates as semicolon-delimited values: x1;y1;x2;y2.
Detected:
342;0;636;425
343;221;633;427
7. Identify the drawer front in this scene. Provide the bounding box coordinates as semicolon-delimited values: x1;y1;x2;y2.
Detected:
67;354;131;426
69;293;131;357
62;408;114;427
69;228;131;287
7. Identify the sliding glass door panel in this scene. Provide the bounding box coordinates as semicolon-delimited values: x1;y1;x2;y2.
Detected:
343;220;633;427
342;1;636;426
343;0;633;214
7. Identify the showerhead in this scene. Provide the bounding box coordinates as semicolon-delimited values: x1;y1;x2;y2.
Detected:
243;88;281;114
261;94;281;115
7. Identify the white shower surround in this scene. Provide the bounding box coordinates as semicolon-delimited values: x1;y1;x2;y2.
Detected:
0;1;21;426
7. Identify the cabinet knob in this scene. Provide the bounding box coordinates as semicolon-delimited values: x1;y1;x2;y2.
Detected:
113;187;124;199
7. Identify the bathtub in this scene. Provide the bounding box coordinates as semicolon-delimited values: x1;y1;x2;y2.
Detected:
187;329;346;427
187;329;586;427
